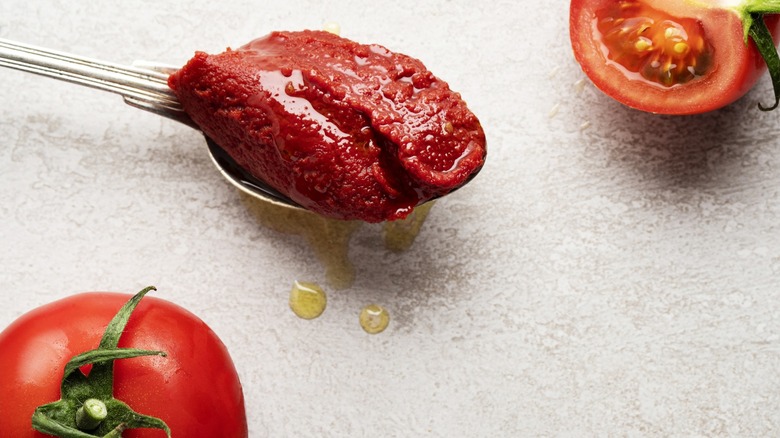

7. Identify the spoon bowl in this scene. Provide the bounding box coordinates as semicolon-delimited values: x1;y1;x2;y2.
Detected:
204;136;303;209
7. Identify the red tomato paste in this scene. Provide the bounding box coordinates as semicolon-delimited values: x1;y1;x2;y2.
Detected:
169;30;486;222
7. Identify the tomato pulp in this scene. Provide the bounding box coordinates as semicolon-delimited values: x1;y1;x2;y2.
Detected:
169;30;486;222
0;291;248;438
570;0;780;114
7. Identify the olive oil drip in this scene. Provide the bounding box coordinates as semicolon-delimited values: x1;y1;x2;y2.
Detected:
242;193;434;289
359;304;390;334
241;193;359;289
241;193;434;330
383;201;435;252
289;280;327;319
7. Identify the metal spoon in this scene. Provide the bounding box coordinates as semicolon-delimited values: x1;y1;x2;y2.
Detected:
0;38;302;210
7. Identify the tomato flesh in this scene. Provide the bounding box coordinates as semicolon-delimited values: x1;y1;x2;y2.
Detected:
597;1;713;87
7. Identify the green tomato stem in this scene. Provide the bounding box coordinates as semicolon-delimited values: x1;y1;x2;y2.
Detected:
741;0;780;14
748;14;780;110
102;423;127;438
30;286;172;438
75;398;107;431
737;2;780;110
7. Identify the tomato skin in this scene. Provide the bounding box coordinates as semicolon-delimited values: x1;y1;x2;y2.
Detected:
0;292;248;438
570;0;780;114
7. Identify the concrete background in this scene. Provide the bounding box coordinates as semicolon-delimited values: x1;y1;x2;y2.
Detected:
2;0;780;435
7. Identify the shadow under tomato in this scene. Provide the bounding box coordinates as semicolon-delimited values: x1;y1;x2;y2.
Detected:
576;92;778;190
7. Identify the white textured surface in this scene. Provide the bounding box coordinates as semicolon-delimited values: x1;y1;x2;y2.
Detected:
2;0;780;436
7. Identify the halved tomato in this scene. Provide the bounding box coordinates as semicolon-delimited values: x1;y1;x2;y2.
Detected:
570;0;780;114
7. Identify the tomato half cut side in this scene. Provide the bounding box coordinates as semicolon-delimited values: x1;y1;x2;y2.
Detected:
570;0;780;115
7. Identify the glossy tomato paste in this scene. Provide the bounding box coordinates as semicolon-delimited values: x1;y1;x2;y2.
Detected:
169;30;486;222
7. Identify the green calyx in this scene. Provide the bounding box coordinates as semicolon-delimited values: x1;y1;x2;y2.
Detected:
31;286;171;438
738;2;780;110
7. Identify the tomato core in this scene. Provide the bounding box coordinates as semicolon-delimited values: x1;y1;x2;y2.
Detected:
596;1;713;87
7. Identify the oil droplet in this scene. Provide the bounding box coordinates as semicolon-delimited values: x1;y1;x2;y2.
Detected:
289;281;327;319
240;193;360;289
383;201;435;252
323;22;341;35
359;304;390;334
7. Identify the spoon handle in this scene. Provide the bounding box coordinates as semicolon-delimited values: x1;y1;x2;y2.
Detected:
0;38;196;128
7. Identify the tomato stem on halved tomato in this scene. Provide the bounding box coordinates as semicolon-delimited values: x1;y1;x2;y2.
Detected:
737;0;780;110
30;286;172;438
745;13;780;110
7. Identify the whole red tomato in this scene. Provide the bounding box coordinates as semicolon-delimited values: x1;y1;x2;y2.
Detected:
570;0;780;114
0;287;248;438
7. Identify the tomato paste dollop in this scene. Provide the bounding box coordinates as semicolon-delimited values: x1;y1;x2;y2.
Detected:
168;30;486;222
